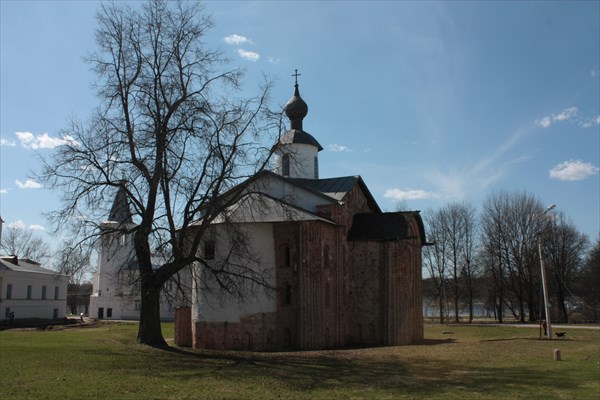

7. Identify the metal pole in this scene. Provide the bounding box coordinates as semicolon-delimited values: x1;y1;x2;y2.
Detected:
537;204;555;340
538;233;552;339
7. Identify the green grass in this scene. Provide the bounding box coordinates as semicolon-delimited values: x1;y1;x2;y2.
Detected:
1;322;598;399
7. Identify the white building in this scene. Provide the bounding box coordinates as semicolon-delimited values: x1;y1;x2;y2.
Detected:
0;215;69;321
0;218;69;321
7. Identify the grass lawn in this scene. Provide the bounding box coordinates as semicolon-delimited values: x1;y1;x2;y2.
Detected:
0;321;598;400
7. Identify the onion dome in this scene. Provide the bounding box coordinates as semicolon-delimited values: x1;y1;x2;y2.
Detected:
284;83;308;130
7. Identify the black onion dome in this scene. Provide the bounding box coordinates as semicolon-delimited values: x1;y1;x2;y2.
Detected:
284;84;308;119
284;84;308;129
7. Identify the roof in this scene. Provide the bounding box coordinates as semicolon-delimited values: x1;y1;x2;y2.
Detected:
347;212;426;242
279;129;323;151
108;183;133;224
0;256;67;276
287;175;381;212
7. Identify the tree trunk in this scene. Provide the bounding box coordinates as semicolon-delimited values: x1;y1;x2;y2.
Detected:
137;277;167;346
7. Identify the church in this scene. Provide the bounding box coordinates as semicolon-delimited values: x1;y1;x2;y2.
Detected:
176;77;427;351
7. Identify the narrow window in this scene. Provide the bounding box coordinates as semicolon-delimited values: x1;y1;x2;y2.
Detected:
204;240;215;260
314;156;319;179
323;245;330;269
53;309;59;320
107;308;113;318
27;285;32;300
135;301;141;311
6;284;12;299
5;308;11;318
285;285;292;305
41;286;47;300
54;286;59;300
284;246;291;267
282;154;290;176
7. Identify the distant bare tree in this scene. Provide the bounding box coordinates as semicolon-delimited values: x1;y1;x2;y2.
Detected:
0;225;51;264
40;0;279;346
53;239;92;285
423;209;449;324
578;237;599;321
481;191;544;322
541;212;589;323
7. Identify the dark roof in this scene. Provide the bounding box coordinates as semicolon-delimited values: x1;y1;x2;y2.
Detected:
108;184;133;224
279;129;323;151
347;212;424;242
288;175;381;212
0;256;66;276
288;176;359;200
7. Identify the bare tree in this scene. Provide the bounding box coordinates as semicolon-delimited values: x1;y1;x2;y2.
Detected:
53;239;92;285
426;202;478;323
578;237;599;321
0;225;51;264
423;209;449;323
40;0;279;346
480;191;544;322
541;212;589;323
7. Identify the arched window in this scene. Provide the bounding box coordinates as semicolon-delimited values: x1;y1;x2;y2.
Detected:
282;154;290;176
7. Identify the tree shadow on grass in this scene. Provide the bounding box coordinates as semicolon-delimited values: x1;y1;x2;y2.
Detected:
139;341;585;398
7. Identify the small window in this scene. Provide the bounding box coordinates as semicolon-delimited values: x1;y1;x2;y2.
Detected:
204;240;215;260
27;285;32;300
285;285;292;305
135;301;141;311
314;156;319;179
53;309;59;320
5;308;11;319
107;308;113;318
284;246;291;267
282;154;290;176
41;286;47;300
54;286;59;300
6;284;12;299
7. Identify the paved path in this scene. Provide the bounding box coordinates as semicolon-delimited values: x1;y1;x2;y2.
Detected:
448;322;600;330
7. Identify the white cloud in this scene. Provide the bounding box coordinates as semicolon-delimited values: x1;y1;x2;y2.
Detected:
267;56;280;64
237;49;259;62
7;220;26;229
0;137;16;146
553;107;578;121
328;144;353;152
0;188;8;194
549;160;599;181
15;179;43;189
384;188;438;201
6;220;45;231
535;107;578;128
536;116;552;128
16;131;79;149
224;34;253;45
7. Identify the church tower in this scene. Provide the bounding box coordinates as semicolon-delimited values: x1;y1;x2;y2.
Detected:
275;71;323;179
89;181;136;319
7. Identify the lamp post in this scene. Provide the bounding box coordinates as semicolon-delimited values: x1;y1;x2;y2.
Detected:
537;204;556;339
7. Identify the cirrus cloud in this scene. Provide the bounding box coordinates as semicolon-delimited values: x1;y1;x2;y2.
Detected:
549;160;599;181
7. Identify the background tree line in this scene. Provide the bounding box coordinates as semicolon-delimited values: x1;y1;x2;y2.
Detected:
422;190;599;324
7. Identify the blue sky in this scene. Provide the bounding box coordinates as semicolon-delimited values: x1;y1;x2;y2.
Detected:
1;1;599;247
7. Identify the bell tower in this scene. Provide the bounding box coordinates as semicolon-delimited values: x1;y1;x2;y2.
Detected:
275;70;323;179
